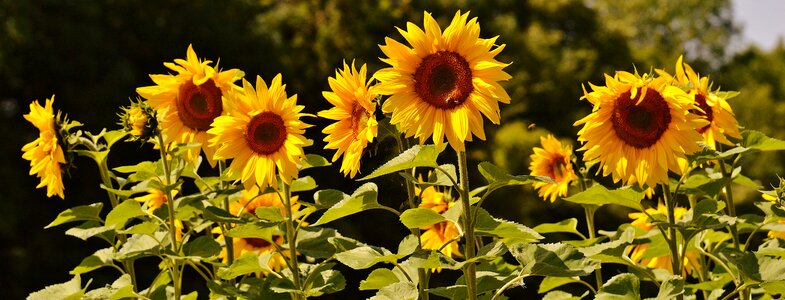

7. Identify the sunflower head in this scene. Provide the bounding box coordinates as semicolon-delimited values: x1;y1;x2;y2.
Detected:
230;187;301;219
529;134;577;202
415;175;461;260
134;185;178;215
374;10;511;152
318;61;378;178
658;56;742;149
136;44;244;166
22;96;80;199
574;71;705;188
208;75;311;190
627;203;697;275
119;99;157;142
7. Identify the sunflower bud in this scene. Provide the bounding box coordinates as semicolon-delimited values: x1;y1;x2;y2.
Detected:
119;99;157;142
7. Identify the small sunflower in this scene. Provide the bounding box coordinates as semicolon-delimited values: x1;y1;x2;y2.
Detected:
22;96;67;199
529;135;577;202
119;99;157;142
659;56;742;149
208;75;310;190
216;233;289;273
318;61;378;178
574;71;705;188
134;186;178;215
229;187;301;219
416;178;461;259
374;11;511;151
627;203;699;275
136;44;243;166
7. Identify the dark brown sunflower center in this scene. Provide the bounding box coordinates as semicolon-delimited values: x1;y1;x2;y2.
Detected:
690;94;713;133
176;79;223;131
611;88;672;149
245;112;286;155
350;103;369;135
414;51;473;109
549;158;567;181
245;238;271;248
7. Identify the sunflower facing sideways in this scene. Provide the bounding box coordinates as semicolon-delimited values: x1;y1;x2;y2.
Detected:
627;203;700;275
574;71;705;188
416;177;461;261
22;96;67;199
529;135;577;202
658;56;741;149
373;11;511;152
136;45;243;166
318;61;378;178
208;75;310;190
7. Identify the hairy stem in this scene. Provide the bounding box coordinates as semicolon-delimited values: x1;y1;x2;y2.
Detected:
458;150;477;300
661;184;683;300
282;183;303;299
156;134;181;299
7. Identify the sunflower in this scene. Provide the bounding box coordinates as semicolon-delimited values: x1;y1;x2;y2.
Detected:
136;45;243;166
208;75;310;190
229;186;301;219
416;178;461;259
658;56;741;149
529;135;577;202
120;99;157;141
134;186;179;215
318;61;378;178
216;233;289;273
574;71;705;188
627;203;699;275
373;11;511;151
22;96;66;199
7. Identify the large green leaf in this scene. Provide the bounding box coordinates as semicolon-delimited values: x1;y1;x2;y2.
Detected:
297;227;340;259
399;207;446;229
369;282;418;300
740;130;785;152
65;221;114;241
360;268;401;290
290;176;318;192
478;161;552;191
542;290;587;300
563;185;643;211
360;144;441;180
335;245;398;270
579;227;635;263
313;183;388;226
225;222;278;243
475;208;543;245
217;252;270;280
82;274;139;300
45;203;104;228
183;235;222;258
71;248;115;275
302;264;346;297
298;154;331;171
510;243;599;277
105;200;145;229
27;275;84;300
596;273;640;300
116;232;165;259
538;276;583;294
645;276;684;300
533;218;583;237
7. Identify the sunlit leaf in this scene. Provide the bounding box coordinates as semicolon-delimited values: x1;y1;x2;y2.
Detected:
313;183;388;226
70;248;115;275
478;161;552;191
399;207;446;229
596;273;640;300
183;235;221;258
360;268;400;291
335;245;398;270
475;208;543;245
105;200;145;229
290;176;318;192
27;275;84;300
645;276;683;300
360;145;441;180
538;276;582;294
46;203;103;228
298;154;331;171
369;282;418;300
510;243;598;277
533;218;583;237
563;185;643;211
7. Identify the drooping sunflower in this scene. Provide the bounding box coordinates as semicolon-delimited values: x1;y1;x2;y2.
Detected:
318;61;378;178
529;135;577;202
208;75;310;190
627;203;699;275
574;71;705;188
659;56;742;149
374;11;511;152
416;178;461;259
22;96;66;199
136;45;243;166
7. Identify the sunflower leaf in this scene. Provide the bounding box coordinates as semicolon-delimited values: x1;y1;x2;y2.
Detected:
509;243;598;277
360;268;400;291
563;185;644;211
360;145;441;180
46;202;104;228
399;207;446;229
335;245;398;269
313;183;388;226
298;154;331;171
475;208;543;245
533;218;582;237
105;200;146;230
183;235;222;258
27;275;85;300
596;273;640;300
645;276;684;300
70;248;115;275
369;282;418;300
478;161;553;191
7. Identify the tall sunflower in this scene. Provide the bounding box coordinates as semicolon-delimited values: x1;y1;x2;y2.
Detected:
529;135;577;202
659;56;741;149
373;11;511;151
208;75;310;190
416;177;461;259
574;71;705;188
318;61;378;178
22;96;66;198
136;45;243;166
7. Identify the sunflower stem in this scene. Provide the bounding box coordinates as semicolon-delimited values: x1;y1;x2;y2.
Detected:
281;182;303;299
156;133;182;299
661;184;683;300
458;150;477;300
399;137;430;300
583;205;603;290
218;161;236;298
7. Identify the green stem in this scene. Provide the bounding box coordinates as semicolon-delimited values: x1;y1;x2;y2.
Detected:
156;133;181;299
281;183;302;300
718;159;741;250
458;150;477;300
399;138;429;300
491;274;528;300
218;161;236;299
583;205;603;290
661;184;683;300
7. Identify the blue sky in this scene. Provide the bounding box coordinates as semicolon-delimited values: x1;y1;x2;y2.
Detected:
733;0;785;50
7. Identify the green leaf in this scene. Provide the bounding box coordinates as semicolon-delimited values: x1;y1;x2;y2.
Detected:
677;174;728;197
217;252;267;280
645;276;683;300
82;274;139;300
46;203;103;228
113;161;158;183
183;235;221;258
116;232;163;259
71;248;115;275
312;189;348;210
579;227;635;263
596;273;640;300
102;130;128;149
399;207;446;229
563;185;644;211
297;227;340;259
360;144;441;180
27;275;84;300
290;176;318;192
304;268;346;297
119;221;158;235
741;130;785;152
370;282;418;300
427;285;467;299
538;276;582;294
478;161;552;191
761;281;785;295
542;290;587;300
203;206;244;223
475;208;543;245
105;200;145;229
533;218;583;237
255;206;285;223
684;274;732;291
65;221;114;241
397;234;419;257
509;243;599;277
430;164;458;186
299;154;331;171
313;183;386;226
225;222;277;243
335;245;398;269
360;268;401;290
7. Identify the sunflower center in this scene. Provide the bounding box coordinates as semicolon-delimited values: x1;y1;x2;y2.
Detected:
244;238;271;249
550;158;567;181
245;112;287;155
414;51;473;109
690;94;713;133
350;103;369;136
176;79;223;131
611;88;672;149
